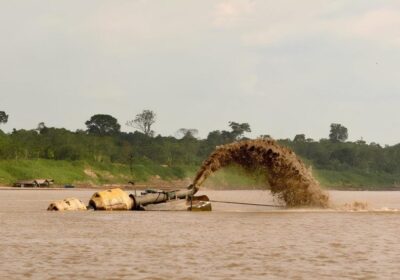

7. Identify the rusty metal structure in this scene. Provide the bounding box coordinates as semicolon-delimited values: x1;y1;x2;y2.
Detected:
47;198;87;211
48;186;211;212
89;188;133;210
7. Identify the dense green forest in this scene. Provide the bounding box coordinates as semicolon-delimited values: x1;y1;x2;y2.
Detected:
0;110;399;189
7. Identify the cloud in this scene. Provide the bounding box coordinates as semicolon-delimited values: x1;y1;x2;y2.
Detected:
213;0;255;28
338;8;400;47
1;1;400;144
218;3;400;48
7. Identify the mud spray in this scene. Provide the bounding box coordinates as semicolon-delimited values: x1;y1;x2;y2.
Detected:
192;139;329;208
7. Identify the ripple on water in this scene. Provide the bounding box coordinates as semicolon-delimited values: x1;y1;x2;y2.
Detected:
1;189;400;279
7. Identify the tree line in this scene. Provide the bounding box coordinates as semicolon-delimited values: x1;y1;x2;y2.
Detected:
1;110;400;179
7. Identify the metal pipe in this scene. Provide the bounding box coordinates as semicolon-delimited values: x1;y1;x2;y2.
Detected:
131;188;196;209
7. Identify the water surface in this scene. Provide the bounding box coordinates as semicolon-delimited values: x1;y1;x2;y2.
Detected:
1;189;399;279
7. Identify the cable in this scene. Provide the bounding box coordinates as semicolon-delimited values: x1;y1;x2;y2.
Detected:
206;200;284;208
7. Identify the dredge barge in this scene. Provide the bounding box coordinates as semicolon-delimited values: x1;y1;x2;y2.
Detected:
48;185;212;212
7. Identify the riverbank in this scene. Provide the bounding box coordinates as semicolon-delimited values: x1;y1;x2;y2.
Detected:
2;184;400;192
0;159;399;191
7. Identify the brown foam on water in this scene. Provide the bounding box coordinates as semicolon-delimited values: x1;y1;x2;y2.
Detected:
193;139;329;207
340;201;369;211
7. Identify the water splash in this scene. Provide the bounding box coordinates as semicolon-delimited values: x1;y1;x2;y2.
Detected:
193;139;329;207
340;201;369;211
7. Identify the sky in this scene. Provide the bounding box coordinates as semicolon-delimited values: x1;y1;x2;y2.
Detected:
1;0;399;145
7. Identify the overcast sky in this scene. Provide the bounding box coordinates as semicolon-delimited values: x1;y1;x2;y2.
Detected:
1;1;399;144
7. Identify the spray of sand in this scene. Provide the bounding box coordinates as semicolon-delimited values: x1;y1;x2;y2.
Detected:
192;139;329;207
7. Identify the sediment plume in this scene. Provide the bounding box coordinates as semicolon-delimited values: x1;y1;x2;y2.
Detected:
341;201;369;211
192;139;329;207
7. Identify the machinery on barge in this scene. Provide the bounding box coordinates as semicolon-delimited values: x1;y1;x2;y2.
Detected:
47;185;212;212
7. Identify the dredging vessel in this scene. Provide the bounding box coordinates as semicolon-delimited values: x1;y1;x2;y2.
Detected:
48;184;212;212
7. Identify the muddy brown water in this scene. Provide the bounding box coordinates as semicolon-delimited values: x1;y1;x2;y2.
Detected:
1;189;400;280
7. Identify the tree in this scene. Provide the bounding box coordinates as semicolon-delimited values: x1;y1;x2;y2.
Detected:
206;130;223;145
126;110;156;137
293;134;306;142
330;147;356;166
355;137;366;145
228;121;251;140
329;123;348;142
177;128;198;139
37;122;48;134
259;134;272;140
85;114;121;136
0;111;8;125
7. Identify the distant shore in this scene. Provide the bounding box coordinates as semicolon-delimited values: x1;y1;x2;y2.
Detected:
1;158;399;192
1;184;400;191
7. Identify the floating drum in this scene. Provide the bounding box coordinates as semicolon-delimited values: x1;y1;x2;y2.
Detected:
47;198;87;211
89;188;133;210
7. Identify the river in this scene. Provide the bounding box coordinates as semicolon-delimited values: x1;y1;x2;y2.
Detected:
0;189;399;279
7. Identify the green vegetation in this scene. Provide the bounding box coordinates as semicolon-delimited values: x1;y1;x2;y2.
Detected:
0;159;194;186
126;109;157;137
85;114;121;136
0;111;8;126
313;169;400;190
0;112;399;189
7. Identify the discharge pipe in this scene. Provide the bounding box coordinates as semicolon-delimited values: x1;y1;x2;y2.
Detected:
131;187;196;209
